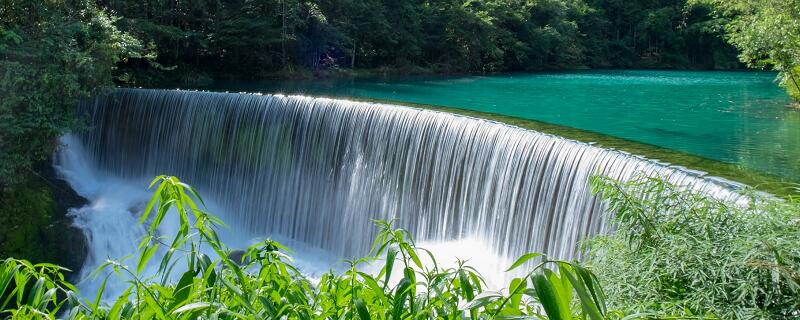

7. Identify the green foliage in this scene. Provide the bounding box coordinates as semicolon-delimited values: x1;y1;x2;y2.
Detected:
581;0;739;69
1;176;624;319
0;175;87;276
587;175;800;318
0;0;146;269
0;258;80;319
0;0;143;186
0;180;57;262
699;0;800;100
102;0;741;85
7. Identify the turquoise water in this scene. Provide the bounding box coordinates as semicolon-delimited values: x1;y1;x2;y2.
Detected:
215;70;799;181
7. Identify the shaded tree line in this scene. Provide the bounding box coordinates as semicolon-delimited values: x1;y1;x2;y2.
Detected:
699;0;800;100
1;0;140;271
100;0;743;86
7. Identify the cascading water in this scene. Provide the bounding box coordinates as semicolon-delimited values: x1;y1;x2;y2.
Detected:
56;88;744;294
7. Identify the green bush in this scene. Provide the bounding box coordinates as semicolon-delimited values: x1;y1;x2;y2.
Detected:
587;175;800;318
0;0;143;186
699;0;800;101
1;176;618;319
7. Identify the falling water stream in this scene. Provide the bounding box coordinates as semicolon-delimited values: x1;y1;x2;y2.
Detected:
55;89;745;295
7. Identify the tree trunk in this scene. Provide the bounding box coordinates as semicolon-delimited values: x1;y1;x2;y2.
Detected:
351;40;356;69
281;0;287;65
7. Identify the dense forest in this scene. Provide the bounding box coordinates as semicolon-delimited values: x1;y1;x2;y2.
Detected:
104;0;743;85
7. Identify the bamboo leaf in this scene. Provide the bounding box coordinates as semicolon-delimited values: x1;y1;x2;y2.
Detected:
354;298;370;320
561;267;604;320
459;269;475;301
169;270;196;311
531;273;564;320
27;277;45;307
505;253;543;272
137;244;159;274
172;302;211;315
384;248;397;288
140;182;166;224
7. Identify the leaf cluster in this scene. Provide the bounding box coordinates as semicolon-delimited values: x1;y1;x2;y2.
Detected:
587;175;800;318
0;0;145;186
2;176;629;319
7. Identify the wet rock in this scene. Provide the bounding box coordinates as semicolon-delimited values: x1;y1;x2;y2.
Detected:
228;250;248;265
1;156;89;282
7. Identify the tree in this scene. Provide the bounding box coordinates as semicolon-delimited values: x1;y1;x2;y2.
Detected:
0;0;142;186
700;0;800;100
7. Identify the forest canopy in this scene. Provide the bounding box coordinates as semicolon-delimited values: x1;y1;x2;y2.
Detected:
102;0;743;85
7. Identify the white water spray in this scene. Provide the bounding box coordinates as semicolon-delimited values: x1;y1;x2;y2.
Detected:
55;89;745;296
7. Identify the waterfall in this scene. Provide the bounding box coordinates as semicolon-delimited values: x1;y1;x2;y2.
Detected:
62;88;744;287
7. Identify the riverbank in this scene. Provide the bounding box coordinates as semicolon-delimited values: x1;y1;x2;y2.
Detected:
135;64;761;88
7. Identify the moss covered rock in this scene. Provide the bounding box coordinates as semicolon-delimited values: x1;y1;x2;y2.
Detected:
0;166;87;279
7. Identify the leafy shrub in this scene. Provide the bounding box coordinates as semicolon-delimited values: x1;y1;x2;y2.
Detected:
0;0;144;186
1;176;617;319
587;176;800;319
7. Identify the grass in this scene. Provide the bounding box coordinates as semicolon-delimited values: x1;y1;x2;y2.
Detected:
586;175;800;318
1;176;617;319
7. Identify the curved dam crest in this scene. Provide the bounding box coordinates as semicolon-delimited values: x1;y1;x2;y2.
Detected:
59;88;745;291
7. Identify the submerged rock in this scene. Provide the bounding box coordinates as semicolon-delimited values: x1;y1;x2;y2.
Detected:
228;250;248;265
